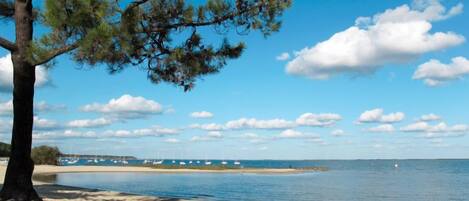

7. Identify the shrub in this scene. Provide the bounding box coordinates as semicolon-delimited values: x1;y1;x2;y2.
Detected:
31;146;61;165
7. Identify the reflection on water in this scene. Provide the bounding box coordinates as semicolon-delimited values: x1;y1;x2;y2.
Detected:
50;160;469;201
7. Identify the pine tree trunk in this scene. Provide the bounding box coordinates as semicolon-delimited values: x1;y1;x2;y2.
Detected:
0;1;41;200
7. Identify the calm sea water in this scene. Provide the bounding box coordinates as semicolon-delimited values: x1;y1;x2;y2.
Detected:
53;160;469;201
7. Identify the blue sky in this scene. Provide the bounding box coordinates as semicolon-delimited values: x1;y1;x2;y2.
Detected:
1;0;469;159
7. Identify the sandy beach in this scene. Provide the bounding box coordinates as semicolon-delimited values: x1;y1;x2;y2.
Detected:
0;165;304;200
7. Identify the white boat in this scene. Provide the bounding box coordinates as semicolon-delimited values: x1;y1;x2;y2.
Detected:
179;161;186;166
394;163;399;168
172;160;176;164
234;161;241;165
221;161;228;165
189;161;193;164
67;159;78;164
205;161;212;165
153;160;164;165
196;160;200;164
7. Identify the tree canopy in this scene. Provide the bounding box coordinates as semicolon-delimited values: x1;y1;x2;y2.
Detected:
1;0;291;91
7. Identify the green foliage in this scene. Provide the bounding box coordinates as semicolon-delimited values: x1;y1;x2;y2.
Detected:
31;145;61;165
29;0;291;91
0;142;11;157
0;0;14;20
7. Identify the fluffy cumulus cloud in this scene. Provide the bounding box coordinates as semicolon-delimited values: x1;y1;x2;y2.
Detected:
0;54;49;92
189;123;225;131
33;116;61;131
191;131;224;142
225;118;295;130
67;118;113;128
419;113;441;121
276;52;290;61
81;94;163;119
190;111;214;119
296;113;342;127
366;124;395;133
277;129;320;140
357;108;405;123
400;121;468;136
413;57;469;86
33;125;178;140
286;0;464;79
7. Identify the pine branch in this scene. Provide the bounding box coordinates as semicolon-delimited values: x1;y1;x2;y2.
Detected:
0;36;16;51
0;0;14;20
33;42;80;66
152;2;264;31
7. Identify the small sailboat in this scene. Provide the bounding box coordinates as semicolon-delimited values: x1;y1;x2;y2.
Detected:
196;160;200;164
394;163;399;168
234;161;241;165
179;161;186;166
221;161;228;165
205;160;212;165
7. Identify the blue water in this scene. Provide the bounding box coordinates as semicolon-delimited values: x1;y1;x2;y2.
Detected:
52;160;469;201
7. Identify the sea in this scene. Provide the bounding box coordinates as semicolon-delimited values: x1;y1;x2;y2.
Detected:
53;159;469;201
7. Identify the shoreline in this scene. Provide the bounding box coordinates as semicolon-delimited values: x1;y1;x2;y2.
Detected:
1;165;319;201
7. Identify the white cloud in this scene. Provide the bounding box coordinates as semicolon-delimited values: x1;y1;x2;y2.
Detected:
0;99;12;116
279;129;303;138
413;57;469;86
189;123;225;131
164;138;180;143
207;131;223;138
33;125;179;140
67;118;113;128
81;94;163;119
0;54;49;92
296;113;342;127
419;113;441;121
357;108;405;123
400;121;468;135
276;52;290;61
286;1;464;79
190;131;224;142
33;130;97;140
190;111;214;119
33;116;61;130
366;124;395;133
277;129;320;139
331;129;346;137
1;99;65;116
225;118;295;130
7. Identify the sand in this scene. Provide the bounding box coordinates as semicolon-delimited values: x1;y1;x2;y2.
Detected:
0;165;304;200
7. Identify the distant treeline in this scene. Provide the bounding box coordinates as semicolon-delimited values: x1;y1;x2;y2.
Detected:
0;142;11;157
61;154;137;160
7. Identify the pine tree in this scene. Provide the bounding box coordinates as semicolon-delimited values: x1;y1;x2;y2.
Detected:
0;0;290;200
